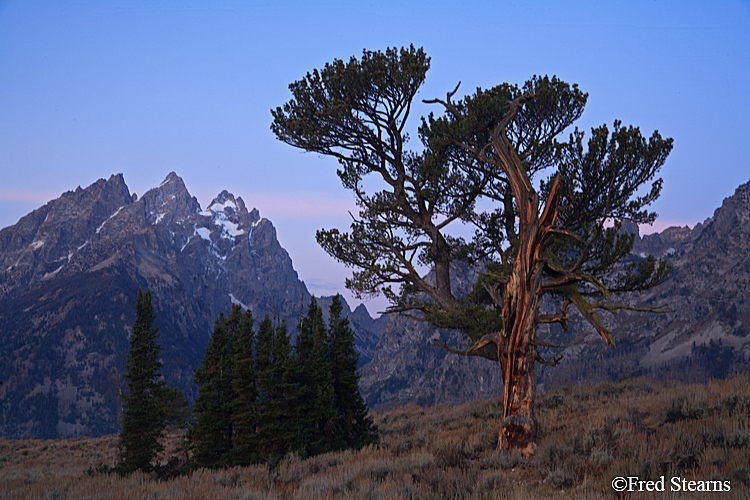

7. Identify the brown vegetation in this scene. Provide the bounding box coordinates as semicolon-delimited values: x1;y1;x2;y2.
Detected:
2;375;749;499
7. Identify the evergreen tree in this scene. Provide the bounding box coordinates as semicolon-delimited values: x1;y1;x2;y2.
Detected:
327;295;378;450
270;320;299;466
230;308;259;466
119;289;166;474
255;316;298;468
294;297;336;458
159;385;191;430
253;314;274;462
189;306;240;468
273;46;673;452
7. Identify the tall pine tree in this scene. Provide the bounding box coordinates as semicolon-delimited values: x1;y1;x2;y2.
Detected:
328;295;378;450
255;316;298;468
189;306;240;468
270;320;298;466
119;289;166;474
230;308;259;466
294;297;336;458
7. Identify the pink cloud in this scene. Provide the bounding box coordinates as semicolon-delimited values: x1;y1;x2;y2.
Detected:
0;189;62;204
639;219;697;235
251;193;357;219
190;185;358;221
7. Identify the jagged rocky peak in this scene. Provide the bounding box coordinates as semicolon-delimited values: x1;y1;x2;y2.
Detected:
698;179;750;243
60;173;131;207
204;190;262;225
621;218;697;259
197;190;254;245
208;190;245;215
634;225;695;259
57;174;134;233
142;172;201;225
0;174;133;251
0;174;137;289
202;190;245;223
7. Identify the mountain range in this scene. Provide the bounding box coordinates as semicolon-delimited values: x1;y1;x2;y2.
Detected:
0;173;383;438
2;173;749;438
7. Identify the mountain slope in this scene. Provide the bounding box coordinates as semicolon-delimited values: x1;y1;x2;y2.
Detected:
0;173;379;438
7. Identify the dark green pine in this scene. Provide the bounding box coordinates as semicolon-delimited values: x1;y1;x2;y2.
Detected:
230;308;259;466
294;297;336;458
189;306;240;468
328;295;378;450
268;320;299;467
254;315;296;467
119;289;166;474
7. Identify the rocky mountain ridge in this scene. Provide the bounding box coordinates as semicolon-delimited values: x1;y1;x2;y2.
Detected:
3;172;748;436
0;173;381;438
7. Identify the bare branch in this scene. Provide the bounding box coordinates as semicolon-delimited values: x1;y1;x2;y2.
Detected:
546;227;586;244
537;314;568;330
535;353;563;366
423;81;462;117
432;331;502;362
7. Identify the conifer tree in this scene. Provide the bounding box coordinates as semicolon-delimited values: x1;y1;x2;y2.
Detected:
119;289;166;474
327;295;378;450
253;314;274;461
159;385;191;430
230;308;259;466
255;316;298;467
294;297;336;458
189;306;240;468
273;46;673;452
270;320;298;466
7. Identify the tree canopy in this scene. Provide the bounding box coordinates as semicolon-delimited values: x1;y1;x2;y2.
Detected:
189;299;377;468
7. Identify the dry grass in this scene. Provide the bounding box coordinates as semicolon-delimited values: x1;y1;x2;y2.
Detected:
2;375;749;499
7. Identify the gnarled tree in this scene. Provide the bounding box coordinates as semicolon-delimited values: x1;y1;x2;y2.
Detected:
271;46;672;454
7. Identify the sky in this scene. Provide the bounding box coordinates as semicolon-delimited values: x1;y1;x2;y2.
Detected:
1;1;749;316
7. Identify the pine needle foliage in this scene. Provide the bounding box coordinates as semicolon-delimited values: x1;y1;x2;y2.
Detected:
294;297;336;458
230;307;258;466
189;306;240;469
327;295;379;450
118;289;166;474
255;317;298;468
190;298;379;470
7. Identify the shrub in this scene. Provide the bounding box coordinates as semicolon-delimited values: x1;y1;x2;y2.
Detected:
664;389;707;423
546;468;576;488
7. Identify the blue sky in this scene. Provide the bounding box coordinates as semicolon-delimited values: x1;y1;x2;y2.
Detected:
1;1;749;315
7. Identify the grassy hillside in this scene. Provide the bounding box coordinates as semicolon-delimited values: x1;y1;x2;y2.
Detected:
2;375;749;499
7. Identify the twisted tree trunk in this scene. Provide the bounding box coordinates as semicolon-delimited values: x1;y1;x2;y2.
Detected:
498;262;543;455
496;170;561;455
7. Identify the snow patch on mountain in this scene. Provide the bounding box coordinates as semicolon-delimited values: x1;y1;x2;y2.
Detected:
228;293;250;311
42;265;64;280
194;226;211;242
96;206;124;234
200;199;245;240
